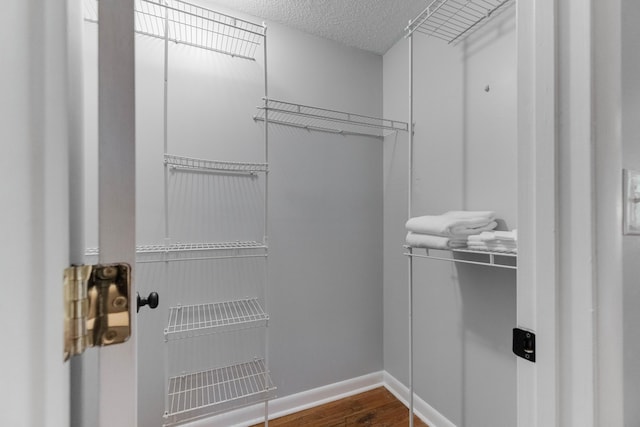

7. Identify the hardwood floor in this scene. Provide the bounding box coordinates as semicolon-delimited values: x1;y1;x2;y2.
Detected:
250;387;429;427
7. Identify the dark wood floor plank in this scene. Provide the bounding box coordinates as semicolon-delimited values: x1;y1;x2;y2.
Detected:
344;400;408;426
260;388;391;427
250;387;429;427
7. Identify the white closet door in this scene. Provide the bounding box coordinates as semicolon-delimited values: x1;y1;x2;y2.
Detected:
2;0;72;424
0;0;131;426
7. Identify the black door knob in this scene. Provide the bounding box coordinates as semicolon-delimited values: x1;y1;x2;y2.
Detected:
137;292;159;313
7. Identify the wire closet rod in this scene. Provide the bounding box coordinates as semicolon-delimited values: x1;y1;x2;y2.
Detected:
259;98;409;131
254;98;409;138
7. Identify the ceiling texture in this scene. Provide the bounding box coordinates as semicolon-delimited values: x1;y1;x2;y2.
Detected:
209;0;430;55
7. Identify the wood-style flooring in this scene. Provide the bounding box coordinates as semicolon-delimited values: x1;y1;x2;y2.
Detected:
250;387;429;427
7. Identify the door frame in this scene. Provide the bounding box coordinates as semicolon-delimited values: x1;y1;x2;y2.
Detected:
517;1;625;426
71;0;138;424
94;0;138;425
516;1;558;425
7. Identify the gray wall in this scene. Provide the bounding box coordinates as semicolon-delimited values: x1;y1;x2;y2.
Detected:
383;9;517;427
84;4;384;426
622;0;640;424
265;20;385;397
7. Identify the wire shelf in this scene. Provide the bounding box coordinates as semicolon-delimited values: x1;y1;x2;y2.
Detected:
165;298;268;340
406;0;514;44
164;154;268;175
86;241;267;263
84;0;265;60
87;241;266;255
254;98;409;138
164;358;275;422
405;246;517;269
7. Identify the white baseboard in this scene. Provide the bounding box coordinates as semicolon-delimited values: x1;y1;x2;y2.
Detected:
183;370;456;427
185;371;385;427
383;371;457;427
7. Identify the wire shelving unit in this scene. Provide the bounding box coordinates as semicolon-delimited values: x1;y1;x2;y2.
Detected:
254;98;409;138
164;358;275;425
84;0;265;60
403;2;517;423
165;298;269;340
406;0;514;44
86;0;273;423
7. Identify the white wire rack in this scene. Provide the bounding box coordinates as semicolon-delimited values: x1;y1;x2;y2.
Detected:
86;241;267;263
164;358;275;423
87;241;266;255
404;246;517;269
84;0;265;60
254;98;409;138
406;0;514;44
165;154;268;175
165;298;269;340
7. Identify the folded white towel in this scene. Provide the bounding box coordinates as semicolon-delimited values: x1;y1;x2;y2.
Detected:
467;241;518;253
494;230;517;241
468;241;517;250
406;232;467;249
466;243;518;254
405;211;497;236
468;230;518;243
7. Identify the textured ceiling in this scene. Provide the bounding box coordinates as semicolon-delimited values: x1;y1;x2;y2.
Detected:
208;0;429;55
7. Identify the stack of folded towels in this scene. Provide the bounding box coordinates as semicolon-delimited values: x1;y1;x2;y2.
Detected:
405;211;498;250
467;230;518;253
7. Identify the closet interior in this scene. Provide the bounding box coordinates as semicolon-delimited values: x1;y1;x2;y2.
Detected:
82;0;518;425
85;0;408;425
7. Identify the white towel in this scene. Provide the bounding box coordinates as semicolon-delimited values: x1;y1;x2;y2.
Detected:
406;232;467;249
466;242;518;254
468;230;517;243
405;211;497;236
495;230;518;241
468;241;517;249
467;229;518;253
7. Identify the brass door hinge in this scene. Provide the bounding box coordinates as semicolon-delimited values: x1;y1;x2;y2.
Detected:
64;263;131;361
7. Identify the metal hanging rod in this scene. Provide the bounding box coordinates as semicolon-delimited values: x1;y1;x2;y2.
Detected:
254;98;409;138
164;154;268;175
404;246;517;270
84;0;265;60
406;0;514;44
